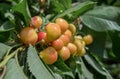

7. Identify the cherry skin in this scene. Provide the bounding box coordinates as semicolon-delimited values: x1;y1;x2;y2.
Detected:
58;46;70;61
30;16;42;28
40;47;58;65
19;27;38;46
45;23;61;42
51;38;64;50
55;18;69;33
83;34;93;45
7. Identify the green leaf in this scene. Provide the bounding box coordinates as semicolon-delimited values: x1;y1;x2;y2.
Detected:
76;57;94;79
81;27;107;57
52;1;96;21
83;54;113;79
4;59;27;79
0;21;15;32
0;43;11;58
58;0;72;9
50;0;65;14
0;3;11;14
109;31;120;59
84;54;106;75
54;56;71;72
27;45;55;79
80;6;120;32
12;0;31;26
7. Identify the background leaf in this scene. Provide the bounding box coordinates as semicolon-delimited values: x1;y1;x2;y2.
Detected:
109;31;120;59
0;32;10;42
80;6;120;32
83;54;113;79
76;57;94;79
0;21;15;32
81;26;107;57
27;45;55;79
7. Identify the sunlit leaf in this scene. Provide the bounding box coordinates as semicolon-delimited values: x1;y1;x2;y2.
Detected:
12;0;31;26
0;43;11;58
4;59;27;79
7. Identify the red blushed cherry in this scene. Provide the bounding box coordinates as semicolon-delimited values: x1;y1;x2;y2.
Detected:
58;46;70;61
38;31;47;42
39;47;58;65
30;16;42;28
59;34;70;46
51;38;64;50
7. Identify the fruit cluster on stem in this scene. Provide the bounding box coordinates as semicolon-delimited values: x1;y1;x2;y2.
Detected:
19;16;93;65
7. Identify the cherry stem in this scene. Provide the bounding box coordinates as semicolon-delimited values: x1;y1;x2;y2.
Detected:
0;47;23;68
0;66;6;79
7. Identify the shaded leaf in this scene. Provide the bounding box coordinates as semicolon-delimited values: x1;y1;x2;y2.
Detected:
81;26;107;57
83;54;113;79
0;3;11;20
4;59;27;79
27;45;55;79
76;57;94;79
80;6;120;32
0;21;15;32
12;0;31;26
54;56;71;72
84;54;107;75
109;31;120;59
0;3;11;13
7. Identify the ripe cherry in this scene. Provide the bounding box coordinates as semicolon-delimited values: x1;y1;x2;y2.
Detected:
45;23;61;42
68;24;76;35
83;34;93;45
64;29;72;38
30;16;42;28
19;27;38;46
58;46;70;61
67;43;77;56
51;38;64;50
55;18;69;33
38;31;47;42
59;34;70;46
39;47;58;65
